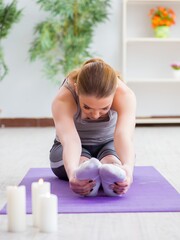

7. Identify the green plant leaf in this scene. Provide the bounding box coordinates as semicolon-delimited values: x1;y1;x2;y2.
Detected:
0;0;23;80
29;0;111;83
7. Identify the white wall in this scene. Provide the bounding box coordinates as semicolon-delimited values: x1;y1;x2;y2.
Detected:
0;0;180;118
0;0;58;118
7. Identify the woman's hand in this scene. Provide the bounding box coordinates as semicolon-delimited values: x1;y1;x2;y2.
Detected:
110;165;133;195
69;177;96;196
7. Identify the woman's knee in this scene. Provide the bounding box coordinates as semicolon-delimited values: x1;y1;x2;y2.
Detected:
51;166;69;181
49;141;63;164
49;141;68;180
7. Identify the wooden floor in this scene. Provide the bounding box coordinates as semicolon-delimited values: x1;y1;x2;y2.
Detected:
0;127;180;240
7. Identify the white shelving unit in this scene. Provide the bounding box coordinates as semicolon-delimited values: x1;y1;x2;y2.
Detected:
122;0;180;83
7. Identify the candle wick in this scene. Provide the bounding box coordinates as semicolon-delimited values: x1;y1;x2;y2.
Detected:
38;178;44;184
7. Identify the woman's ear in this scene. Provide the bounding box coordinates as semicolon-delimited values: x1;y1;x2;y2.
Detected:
74;83;78;94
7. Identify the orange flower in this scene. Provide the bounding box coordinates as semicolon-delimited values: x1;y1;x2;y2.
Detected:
158;7;165;12
162;10;168;17
149;6;176;28
149;8;155;16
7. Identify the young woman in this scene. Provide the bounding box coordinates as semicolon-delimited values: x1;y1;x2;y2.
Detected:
50;58;136;197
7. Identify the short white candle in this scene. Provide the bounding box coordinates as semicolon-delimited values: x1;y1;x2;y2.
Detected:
39;193;58;233
31;178;50;227
7;185;26;232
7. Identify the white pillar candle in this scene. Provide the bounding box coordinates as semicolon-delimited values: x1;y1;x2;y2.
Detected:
7;185;26;232
39;193;58;233
31;178;50;227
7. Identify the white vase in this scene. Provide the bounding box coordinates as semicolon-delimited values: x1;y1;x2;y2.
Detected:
172;70;180;80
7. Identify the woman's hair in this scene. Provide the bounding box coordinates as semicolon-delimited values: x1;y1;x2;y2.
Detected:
67;58;121;98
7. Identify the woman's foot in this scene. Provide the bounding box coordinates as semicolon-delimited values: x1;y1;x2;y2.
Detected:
99;164;126;196
75;158;102;196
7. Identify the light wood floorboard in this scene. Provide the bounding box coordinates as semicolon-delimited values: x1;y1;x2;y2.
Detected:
0;127;180;240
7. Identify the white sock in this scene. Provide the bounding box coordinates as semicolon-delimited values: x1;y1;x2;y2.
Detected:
75;158;102;196
99;164;126;197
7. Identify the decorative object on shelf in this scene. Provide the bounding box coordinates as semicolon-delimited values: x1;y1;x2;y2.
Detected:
154;26;170;38
149;6;176;38
0;0;22;81
171;62;180;80
29;0;111;84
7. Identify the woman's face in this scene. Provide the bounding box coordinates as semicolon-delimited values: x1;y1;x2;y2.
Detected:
78;94;114;120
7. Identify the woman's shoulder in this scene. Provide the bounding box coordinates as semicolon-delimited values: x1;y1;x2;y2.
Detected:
116;79;135;97
52;78;77;113
52;93;77;121
66;76;76;89
112;80;136;112
56;76;76;98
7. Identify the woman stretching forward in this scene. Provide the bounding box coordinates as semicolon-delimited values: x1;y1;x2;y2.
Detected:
50;58;136;197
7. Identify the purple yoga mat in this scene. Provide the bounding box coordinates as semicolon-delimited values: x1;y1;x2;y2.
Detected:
1;166;180;214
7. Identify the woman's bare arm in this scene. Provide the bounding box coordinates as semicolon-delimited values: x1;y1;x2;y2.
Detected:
52;86;81;179
51;86;94;195
112;82;136;192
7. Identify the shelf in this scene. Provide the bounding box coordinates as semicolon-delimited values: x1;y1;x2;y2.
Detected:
122;0;180;117
122;0;180;82
126;38;180;43
136;117;180;124
126;78;180;83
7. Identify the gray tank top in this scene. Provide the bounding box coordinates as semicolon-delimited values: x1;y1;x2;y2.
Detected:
58;79;117;145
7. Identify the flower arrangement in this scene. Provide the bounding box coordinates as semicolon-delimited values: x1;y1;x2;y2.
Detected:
149;7;176;28
171;63;180;70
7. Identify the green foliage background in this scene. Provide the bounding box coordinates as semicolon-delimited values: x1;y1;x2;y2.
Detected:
29;0;111;84
0;0;22;80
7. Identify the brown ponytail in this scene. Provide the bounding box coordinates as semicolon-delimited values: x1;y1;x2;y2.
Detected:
68;58;121;98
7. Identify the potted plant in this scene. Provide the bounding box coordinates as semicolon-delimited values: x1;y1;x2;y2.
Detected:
171;62;180;80
0;0;22;81
29;0;111;84
148;6;176;38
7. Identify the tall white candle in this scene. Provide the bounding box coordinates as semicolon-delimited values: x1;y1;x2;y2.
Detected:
7;185;26;232
39;193;58;233
31;179;50;227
